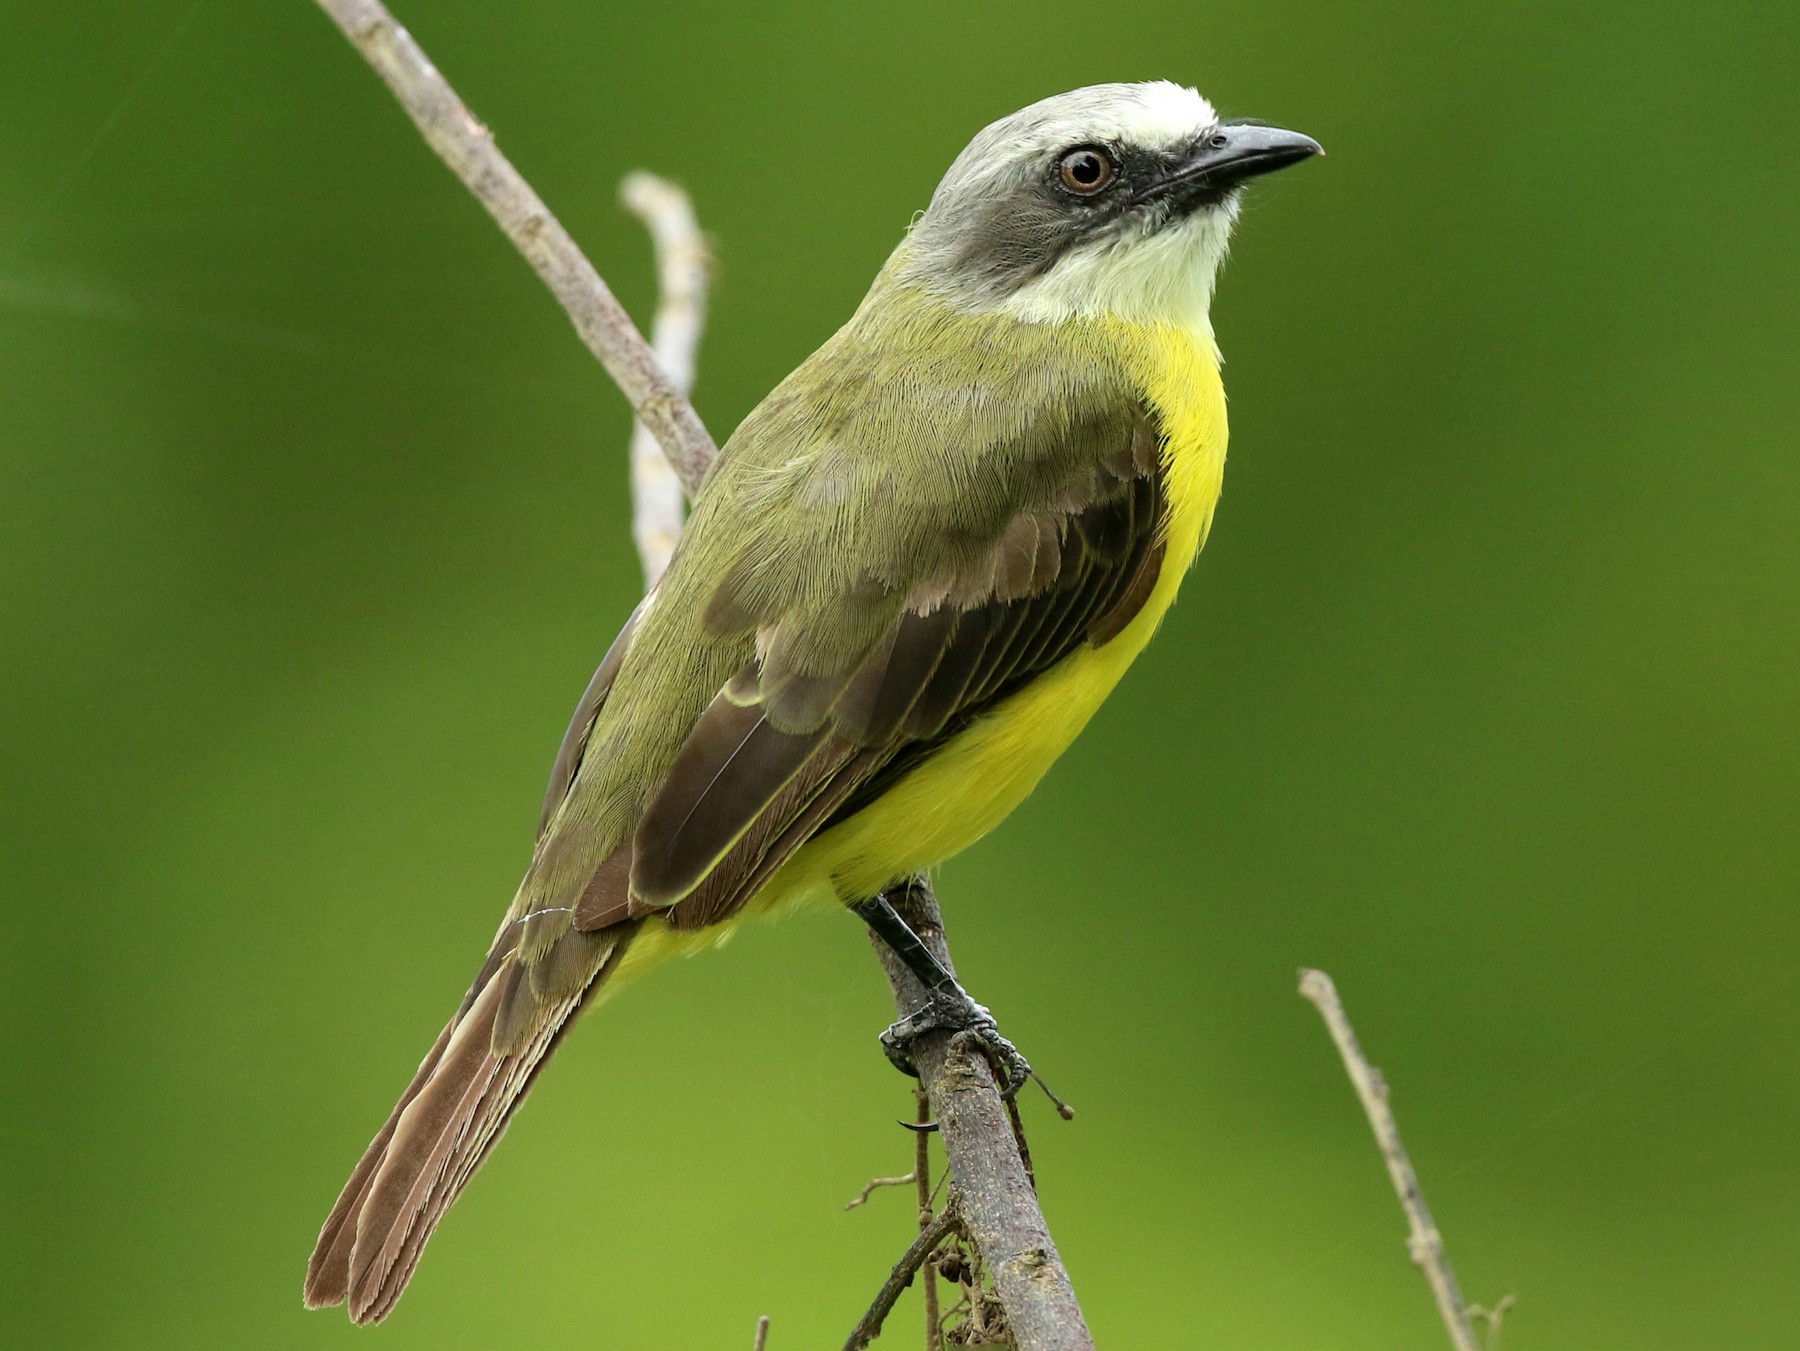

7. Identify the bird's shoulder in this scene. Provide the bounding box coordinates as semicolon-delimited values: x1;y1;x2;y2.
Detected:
681;292;1152;632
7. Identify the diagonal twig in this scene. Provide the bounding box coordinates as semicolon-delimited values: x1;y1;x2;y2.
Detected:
843;1204;961;1351
1299;968;1480;1351
311;0;716;492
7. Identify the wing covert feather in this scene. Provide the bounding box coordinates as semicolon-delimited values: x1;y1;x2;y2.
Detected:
609;408;1170;928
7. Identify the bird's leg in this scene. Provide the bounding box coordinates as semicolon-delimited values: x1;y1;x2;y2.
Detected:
850;891;1033;1100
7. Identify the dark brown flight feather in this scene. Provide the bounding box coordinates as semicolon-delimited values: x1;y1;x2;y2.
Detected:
620;434;1169;928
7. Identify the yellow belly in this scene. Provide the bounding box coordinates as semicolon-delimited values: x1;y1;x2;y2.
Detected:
770;319;1228;911
599;321;1227;987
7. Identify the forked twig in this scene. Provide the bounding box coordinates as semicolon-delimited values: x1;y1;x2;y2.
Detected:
1469;1293;1516;1350
1299;968;1480;1351
843;1205;961;1351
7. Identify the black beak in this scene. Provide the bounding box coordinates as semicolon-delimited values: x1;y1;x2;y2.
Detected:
1140;121;1322;209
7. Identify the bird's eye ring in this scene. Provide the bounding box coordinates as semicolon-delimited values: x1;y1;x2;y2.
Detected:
1056;146;1116;196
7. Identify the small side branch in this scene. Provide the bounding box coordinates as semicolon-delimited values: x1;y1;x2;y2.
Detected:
1469;1294;1516;1350
913;1084;941;1348
844;1205;961;1351
311;0;716;491
1298;968;1480;1351
868;880;1094;1351
620;172;708;585
843;1173;916;1212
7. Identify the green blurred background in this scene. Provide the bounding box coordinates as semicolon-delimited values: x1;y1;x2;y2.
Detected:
4;1;1798;1346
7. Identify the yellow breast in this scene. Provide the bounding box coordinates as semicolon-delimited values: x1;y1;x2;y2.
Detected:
766;320;1229;910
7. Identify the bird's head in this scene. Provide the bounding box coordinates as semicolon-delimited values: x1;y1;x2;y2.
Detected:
899;81;1319;332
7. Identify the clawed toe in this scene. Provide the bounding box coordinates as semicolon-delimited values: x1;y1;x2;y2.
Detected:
851;890;1070;1117
877;989;1034;1099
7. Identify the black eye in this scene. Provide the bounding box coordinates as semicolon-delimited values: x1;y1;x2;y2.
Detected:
1056;146;1115;196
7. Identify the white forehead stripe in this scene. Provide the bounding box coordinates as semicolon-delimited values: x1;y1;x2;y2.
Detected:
994;81;1217;157
1109;81;1217;148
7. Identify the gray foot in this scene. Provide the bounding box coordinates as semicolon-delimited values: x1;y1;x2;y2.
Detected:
878;986;1033;1099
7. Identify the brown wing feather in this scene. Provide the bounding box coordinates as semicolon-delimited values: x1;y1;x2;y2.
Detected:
831;471;1165;830
664;742;877;930
609;436;1169;932
629;699;832;907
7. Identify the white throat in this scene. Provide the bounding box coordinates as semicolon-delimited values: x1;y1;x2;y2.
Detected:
997;200;1236;347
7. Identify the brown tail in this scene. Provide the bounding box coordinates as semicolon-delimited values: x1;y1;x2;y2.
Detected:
303;927;632;1324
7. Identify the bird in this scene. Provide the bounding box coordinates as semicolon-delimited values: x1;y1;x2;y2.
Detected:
304;79;1319;1324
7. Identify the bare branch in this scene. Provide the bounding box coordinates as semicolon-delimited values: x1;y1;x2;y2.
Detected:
620;172;708;585
869;881;1093;1351
752;1314;771;1351
1298;968;1480;1351
844;1173;917;1212
844;1204;961;1351
310;0;716;491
